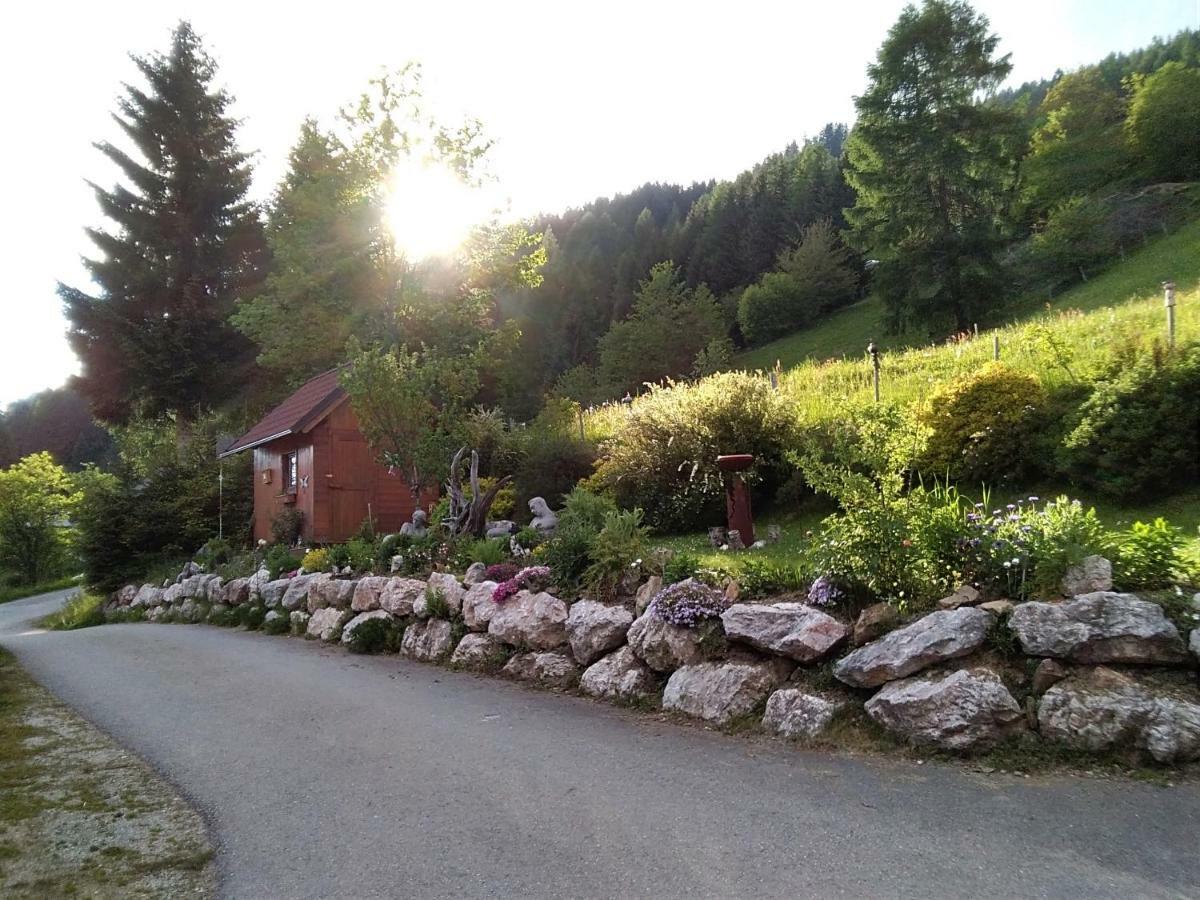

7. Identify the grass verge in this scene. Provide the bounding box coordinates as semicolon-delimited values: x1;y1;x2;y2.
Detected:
0;577;80;605
40;593;107;631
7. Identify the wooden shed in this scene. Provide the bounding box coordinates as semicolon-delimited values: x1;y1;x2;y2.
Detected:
220;369;427;545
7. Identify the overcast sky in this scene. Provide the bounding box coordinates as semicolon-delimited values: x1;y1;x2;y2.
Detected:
2;0;1197;407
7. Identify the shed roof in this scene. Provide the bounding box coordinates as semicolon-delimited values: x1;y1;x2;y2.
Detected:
219;368;346;458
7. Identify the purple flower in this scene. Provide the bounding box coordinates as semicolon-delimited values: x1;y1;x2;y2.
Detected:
807;574;844;607
649;579;727;627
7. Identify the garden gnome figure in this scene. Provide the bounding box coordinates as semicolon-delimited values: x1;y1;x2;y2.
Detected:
716;454;755;546
529;497;559;535
400;509;428;538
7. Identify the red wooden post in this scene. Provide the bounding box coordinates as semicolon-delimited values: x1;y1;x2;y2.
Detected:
717;454;755;546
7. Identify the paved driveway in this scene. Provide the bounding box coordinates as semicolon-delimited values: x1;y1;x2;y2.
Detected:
2;590;1198;899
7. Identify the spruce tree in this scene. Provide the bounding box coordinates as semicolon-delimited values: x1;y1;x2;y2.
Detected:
59;21;264;424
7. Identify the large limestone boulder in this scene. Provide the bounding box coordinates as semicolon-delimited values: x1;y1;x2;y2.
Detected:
379;577;425;617
351;576;390;612
261;579;290;609
463;562;488;586
663;657;793;726
200;574;224;601
247;567;271;602
424;572;465;616
115;584;138;606
865;668;1024;752
566;600;634;665
282;574;322;612
450;633;506;669
1038;667;1200;763
401;618;455;662
223;577;250;606
177;598;207;623
309;578;356;613
834;607;992;689
762;688;847;740
306;607;347;642
462;582;500;631
1061;555;1113;597
634;575;663;616
178;574;205;600
131;584;163;609
161;582;184;606
503;651;581;690
580;647;659;703
341;609;393;645
1009;593;1189;665
721;602;848;663
626;610;714;673
488;590;568;650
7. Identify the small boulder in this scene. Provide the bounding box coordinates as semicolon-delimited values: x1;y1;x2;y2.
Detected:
341;609;393;645
223;578;250;606
462;581;500;631
281;574;320;612
289;610;310;633
380;577;426;617
634;575;663;616
580;647;659;703
503;651;581;690
1030;658;1071;695
663;656;793;726
312;578;356;612
131;584;163;609
1009;592;1189;666
463;562;488;586
207;603;230;622
1061;555;1113;597
720;602;848;662
162;582;185;605
865;668;1025;752
200;574;224;601
177;598;207;623
762;688;847;739
178;574;206;600
834;607;993;689
566;600;634;665
351;576;390;612
626;610;714;673
487;590;569;650
978;599;1014;616
400;618;455;662
853;603;899;646
425;572;465;616
115;584;138;606
450;633;506;669
261;579;290;609
306;607;347;642
247;566;271;602
937;585;981;610
263;609;286;630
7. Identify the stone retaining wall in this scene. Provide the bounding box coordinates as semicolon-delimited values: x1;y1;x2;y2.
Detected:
106;566;1200;765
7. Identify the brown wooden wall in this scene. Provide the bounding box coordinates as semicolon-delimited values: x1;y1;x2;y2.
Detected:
250;401;433;545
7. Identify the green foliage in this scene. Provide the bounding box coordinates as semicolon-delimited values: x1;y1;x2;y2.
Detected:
1125;62;1200;182
0;453;80;585
242;605;267;630
594;371;799;530
270;508;304;546
735;559;811;600
424;588;451;619
917;363;1047;484
42;593;106;631
662;553;702;585
845;0;1019;333
58;22;263;425
583;509;648;599
460;538;508;567
346;616;405;654
538;487;617;586
1112;519;1183;590
301;548;330;573
264;545;298;580
738;220;859;344
345;538;377;573
1061;343;1200;500
262;613;291;635
196;538;232;571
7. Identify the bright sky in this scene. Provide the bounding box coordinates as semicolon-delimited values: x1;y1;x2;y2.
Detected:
2;0;1197;407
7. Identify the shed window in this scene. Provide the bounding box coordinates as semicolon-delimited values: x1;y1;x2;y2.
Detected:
283;452;298;493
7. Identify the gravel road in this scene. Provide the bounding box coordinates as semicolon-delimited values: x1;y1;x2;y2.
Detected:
2;589;1198;900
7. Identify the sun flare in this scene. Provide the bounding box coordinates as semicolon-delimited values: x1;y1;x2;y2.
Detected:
383;160;490;261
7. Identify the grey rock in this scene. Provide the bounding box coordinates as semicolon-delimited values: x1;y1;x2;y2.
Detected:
177;560;202;582
566;600;634;665
1061;555;1113;597
162;582;184;606
865;668;1025;752
400;619;455;662
762;688;847;739
487;590;569;650
380;577;426;617
626;610;715;673
721;602;848;663
262;609;286;630
462;581;500;631
207;603;230;622
1031;658;1071;695
663;656;793;725
261;579;290;609
938;585;981;610
351;576;390;612
223;578;251;606
853;603;899;646
503;651;580;690
146;604;167;622
341;610;393;645
178;574;205;600
289;610;310;633
425;572;465;616
1038;667;1200;763
979;599;1015;616
1009;592;1188;665
115;584;138;606
450;633;506;669
201;574;224;601
311;578;356;613
834;608;993;689
247;567;271;602
463;562;488;586
281;574;320;612
306;607;347;642
634;575;663;616
131;585;162;609
580;647;659;703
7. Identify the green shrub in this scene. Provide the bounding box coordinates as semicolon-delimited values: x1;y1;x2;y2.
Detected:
1112;518;1183;590
917;363;1047;485
196;537;233;570
662;553;702;585
301;548;330;573
539;488;618;587
1060;343;1200;499
264;544;297;580
346;616;405;654
513;433;596;513
375;533;400;569
583;508;648;599
345;537;377;573
242;605;267;629
270;508;303;546
42;593;106;630
736;559;810;600
595;372;800;531
458;537;509;568
262;612;290;635
424;587;451;619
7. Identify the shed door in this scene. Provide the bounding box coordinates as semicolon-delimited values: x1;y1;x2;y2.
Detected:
329;432;371;541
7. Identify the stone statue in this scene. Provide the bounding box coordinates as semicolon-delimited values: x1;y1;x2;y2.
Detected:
529;497;559;535
399;509;428;538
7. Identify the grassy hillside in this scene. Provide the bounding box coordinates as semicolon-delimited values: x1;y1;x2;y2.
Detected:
734;217;1200;374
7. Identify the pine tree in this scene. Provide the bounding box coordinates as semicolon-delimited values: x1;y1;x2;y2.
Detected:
845;0;1019;334
59;22;264;424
